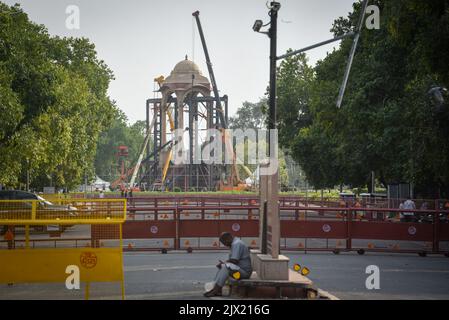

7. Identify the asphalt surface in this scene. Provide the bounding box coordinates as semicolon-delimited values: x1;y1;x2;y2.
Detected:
1;251;449;300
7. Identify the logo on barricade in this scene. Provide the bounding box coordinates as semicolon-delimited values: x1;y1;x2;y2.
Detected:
80;252;98;269
322;224;331;233
408;226;417;236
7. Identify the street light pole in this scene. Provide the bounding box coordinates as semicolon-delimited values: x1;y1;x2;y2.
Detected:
262;1;281;255
268;2;279;138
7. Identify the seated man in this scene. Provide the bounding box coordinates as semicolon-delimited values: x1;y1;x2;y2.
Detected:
204;232;252;297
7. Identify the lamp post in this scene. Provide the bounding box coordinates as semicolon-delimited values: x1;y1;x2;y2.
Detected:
253;1;281;255
268;3;280;139
253;0;368;256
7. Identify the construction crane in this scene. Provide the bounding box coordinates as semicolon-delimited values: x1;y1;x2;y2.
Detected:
192;10;254;191
153;75;175;186
192;11;227;129
111;138;175;191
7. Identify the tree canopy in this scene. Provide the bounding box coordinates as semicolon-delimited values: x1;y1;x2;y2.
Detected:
0;3;116;190
94;109;146;183
229;99;267;130
277;0;449;197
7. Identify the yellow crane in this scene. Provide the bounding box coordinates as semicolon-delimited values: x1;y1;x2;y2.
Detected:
154;76;175;186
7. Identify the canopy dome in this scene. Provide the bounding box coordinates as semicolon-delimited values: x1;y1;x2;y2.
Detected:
162;56;210;89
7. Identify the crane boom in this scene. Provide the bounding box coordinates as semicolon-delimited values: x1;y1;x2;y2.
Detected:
128;115;156;188
192;10;227;129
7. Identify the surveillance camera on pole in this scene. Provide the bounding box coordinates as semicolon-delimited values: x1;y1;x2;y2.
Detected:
253;20;263;33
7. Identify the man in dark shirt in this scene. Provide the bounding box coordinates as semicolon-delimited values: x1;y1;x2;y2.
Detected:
204;232;252;297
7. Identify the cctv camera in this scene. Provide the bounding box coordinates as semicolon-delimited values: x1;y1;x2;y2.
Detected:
271;2;281;11
253;20;263;32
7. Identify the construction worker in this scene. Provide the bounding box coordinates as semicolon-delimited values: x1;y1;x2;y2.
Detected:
401;197;416;222
354;200;364;220
204;232;252;297
4;226;14;250
4;226;15;286
128;189;134;206
338;199;347;219
444;201;449;222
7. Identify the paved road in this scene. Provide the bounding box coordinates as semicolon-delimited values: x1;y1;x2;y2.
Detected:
1;251;448;300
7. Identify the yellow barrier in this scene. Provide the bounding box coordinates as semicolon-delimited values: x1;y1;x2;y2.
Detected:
0;198;126;225
0;198;126;300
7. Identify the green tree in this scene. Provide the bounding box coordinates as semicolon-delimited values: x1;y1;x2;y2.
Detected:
229;99;267;130
276;52;314;150
278;0;449;197
0;3;116;190
94;109;146;182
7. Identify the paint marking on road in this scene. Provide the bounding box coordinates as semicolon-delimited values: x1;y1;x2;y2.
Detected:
381;269;449;274
301;267;449;274
125;265;216;272
98;290;205;300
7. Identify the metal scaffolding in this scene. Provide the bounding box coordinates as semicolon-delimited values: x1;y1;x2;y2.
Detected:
141;58;230;191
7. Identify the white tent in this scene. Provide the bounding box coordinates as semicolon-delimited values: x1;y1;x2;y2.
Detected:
79;176;111;192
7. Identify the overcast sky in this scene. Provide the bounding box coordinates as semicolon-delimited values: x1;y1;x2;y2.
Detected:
4;0;356;123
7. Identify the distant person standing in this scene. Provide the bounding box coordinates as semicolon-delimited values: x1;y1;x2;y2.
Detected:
354;200;364;220
4;226;15;286
399;201;405;221
338;198;347;218
401;197;416;222
419;201;429;222
129;189;134;206
443;201;449;222
4;226;14;250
